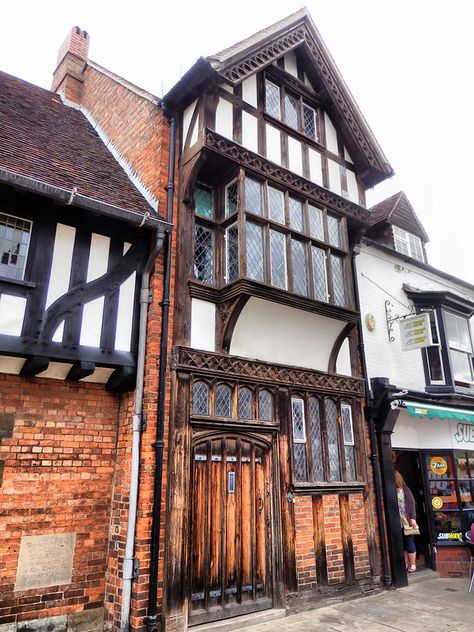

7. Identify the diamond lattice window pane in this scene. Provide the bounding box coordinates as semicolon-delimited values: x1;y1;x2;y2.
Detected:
308;205;324;241
195;184;213;219
325;398;340;481
226;224;239;282
215;384;232;417
308;397;324;481
341;404;354;444
330;254;346;306
312;246;328;302
246;221;264;281
258;390;273;421
294;444;308;482
345;446;356;481
265;80;281;119
192;381;210;416
238;387;253;419
226;180;238;217
291;399;305;441
270;230;287;290
288;198;303;232
194;225;214;284
327;215;341;248
245;178;263;215
284;93;298;130
268;187;285;224
0;212;32;280
291;240;308;296
303;104;317;140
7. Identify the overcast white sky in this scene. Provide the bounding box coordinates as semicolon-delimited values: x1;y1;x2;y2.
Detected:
2;1;473;283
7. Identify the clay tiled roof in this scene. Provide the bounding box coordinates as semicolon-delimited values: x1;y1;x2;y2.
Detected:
369;191;429;241
0;70;154;216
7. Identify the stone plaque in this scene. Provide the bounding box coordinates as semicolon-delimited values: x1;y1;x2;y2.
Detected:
14;533;76;592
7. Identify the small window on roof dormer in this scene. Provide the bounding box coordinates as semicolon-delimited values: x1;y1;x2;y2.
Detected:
393;226;424;262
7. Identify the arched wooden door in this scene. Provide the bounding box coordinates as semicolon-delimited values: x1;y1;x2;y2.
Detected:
189;435;273;625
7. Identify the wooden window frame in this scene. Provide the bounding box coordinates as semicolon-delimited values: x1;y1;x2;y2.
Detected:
0;211;33;282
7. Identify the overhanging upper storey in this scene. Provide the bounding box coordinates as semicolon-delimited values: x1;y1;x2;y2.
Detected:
166;8;393;190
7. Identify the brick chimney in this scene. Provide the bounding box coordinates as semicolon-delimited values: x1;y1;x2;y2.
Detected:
51;26;90;103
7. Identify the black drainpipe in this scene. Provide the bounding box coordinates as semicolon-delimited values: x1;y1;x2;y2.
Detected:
145;102;176;632
352;245;391;586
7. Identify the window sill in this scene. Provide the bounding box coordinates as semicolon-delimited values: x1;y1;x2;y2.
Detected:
0;275;36;288
294;481;366;494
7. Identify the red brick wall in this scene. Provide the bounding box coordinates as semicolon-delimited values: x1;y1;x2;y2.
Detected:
294;496;317;590
0;375;120;626
436;545;471;578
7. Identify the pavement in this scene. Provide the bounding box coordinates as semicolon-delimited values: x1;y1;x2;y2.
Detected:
231;575;474;632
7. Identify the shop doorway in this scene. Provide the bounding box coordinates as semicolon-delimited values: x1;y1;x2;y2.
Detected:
393;450;434;570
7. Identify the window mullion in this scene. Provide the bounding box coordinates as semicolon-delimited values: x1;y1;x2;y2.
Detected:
321;399;330;481
304;397;315;482
336;399;348;482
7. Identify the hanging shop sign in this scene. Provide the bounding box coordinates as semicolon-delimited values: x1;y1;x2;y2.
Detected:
399;312;433;351
430;456;448;476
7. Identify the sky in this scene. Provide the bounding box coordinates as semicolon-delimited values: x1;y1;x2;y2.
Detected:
2;0;473;283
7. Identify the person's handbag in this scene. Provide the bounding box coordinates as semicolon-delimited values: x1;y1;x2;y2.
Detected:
402;517;420;536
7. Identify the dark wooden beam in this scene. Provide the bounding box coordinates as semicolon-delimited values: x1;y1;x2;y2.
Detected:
66;361;96;381
20;356;49;376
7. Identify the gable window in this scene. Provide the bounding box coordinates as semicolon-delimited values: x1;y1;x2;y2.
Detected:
291;394;358;484
264;77;319;143
393;226;424;262
0;212;32;280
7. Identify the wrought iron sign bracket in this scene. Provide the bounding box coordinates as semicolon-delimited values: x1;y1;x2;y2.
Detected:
385;300;415;343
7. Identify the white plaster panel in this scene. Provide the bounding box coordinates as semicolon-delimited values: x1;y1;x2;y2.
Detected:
346;170;360;204
222;84;233;94
265;124;281;165
283;52;299;78
308;148;323;186
242;111;259;153
324;113;339;154
336;337;352;376
288;137;303;176
0;355;25;374
191;299;216;352
356;245;474;392
242;75;257;108
230;297;346;371
115;272;136;352
45;224;76;309
344;147;354;163
37;362;73;380
392;411;474;450
183;100;198;148
52;322;65;343
0;294;26;336
215;97;234;141
80;367;114;383
328;159;342;195
80;233;110;348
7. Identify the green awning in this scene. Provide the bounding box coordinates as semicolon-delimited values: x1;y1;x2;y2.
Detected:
391;399;474;424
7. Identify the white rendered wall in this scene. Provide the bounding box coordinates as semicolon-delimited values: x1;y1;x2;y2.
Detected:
266;124;281;165
283;52;299;78
0;294;27;336
183;100;198;148
327;159;342;196
308;148;323;186
80;233;110;347
287;137;303;175
242;112;259;153
357;245;474;391
335;337;351;376
46;223;76;342
346;170;359;204
215;98;234;140
393;410;474;451
191;299;216;351
344;147;354;163
230;297;346;371
115;243;136;352
325;113;339;155
242;75;257;108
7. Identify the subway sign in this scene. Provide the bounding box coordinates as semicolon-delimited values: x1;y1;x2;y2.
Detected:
399;312;433;351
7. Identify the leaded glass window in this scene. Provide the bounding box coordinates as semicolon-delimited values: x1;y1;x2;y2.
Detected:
245;178;263;216
226;180;238;217
303;104;317;141
288;198;304;233
195;184;213;219
0;213;32;280
308;205;324;241
238;386;253;419
327;215;341;248
308;397;324;481
192;381;210;416
330;254;346;307
284;93;299;130
226;224;239;283
292;398;307;482
342;403;356;481
291;239;308;296
312;246;328;302
325;399;340;481
270;229;287;290
246;221;264;281
268;187;285;224
194;225;214;284
258;390;273;421
215;384;232;418
265;80;281;119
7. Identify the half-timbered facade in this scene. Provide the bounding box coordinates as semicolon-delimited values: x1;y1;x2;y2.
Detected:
162;10;394;631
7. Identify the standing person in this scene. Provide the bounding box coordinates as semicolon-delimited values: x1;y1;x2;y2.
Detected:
395;470;418;573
